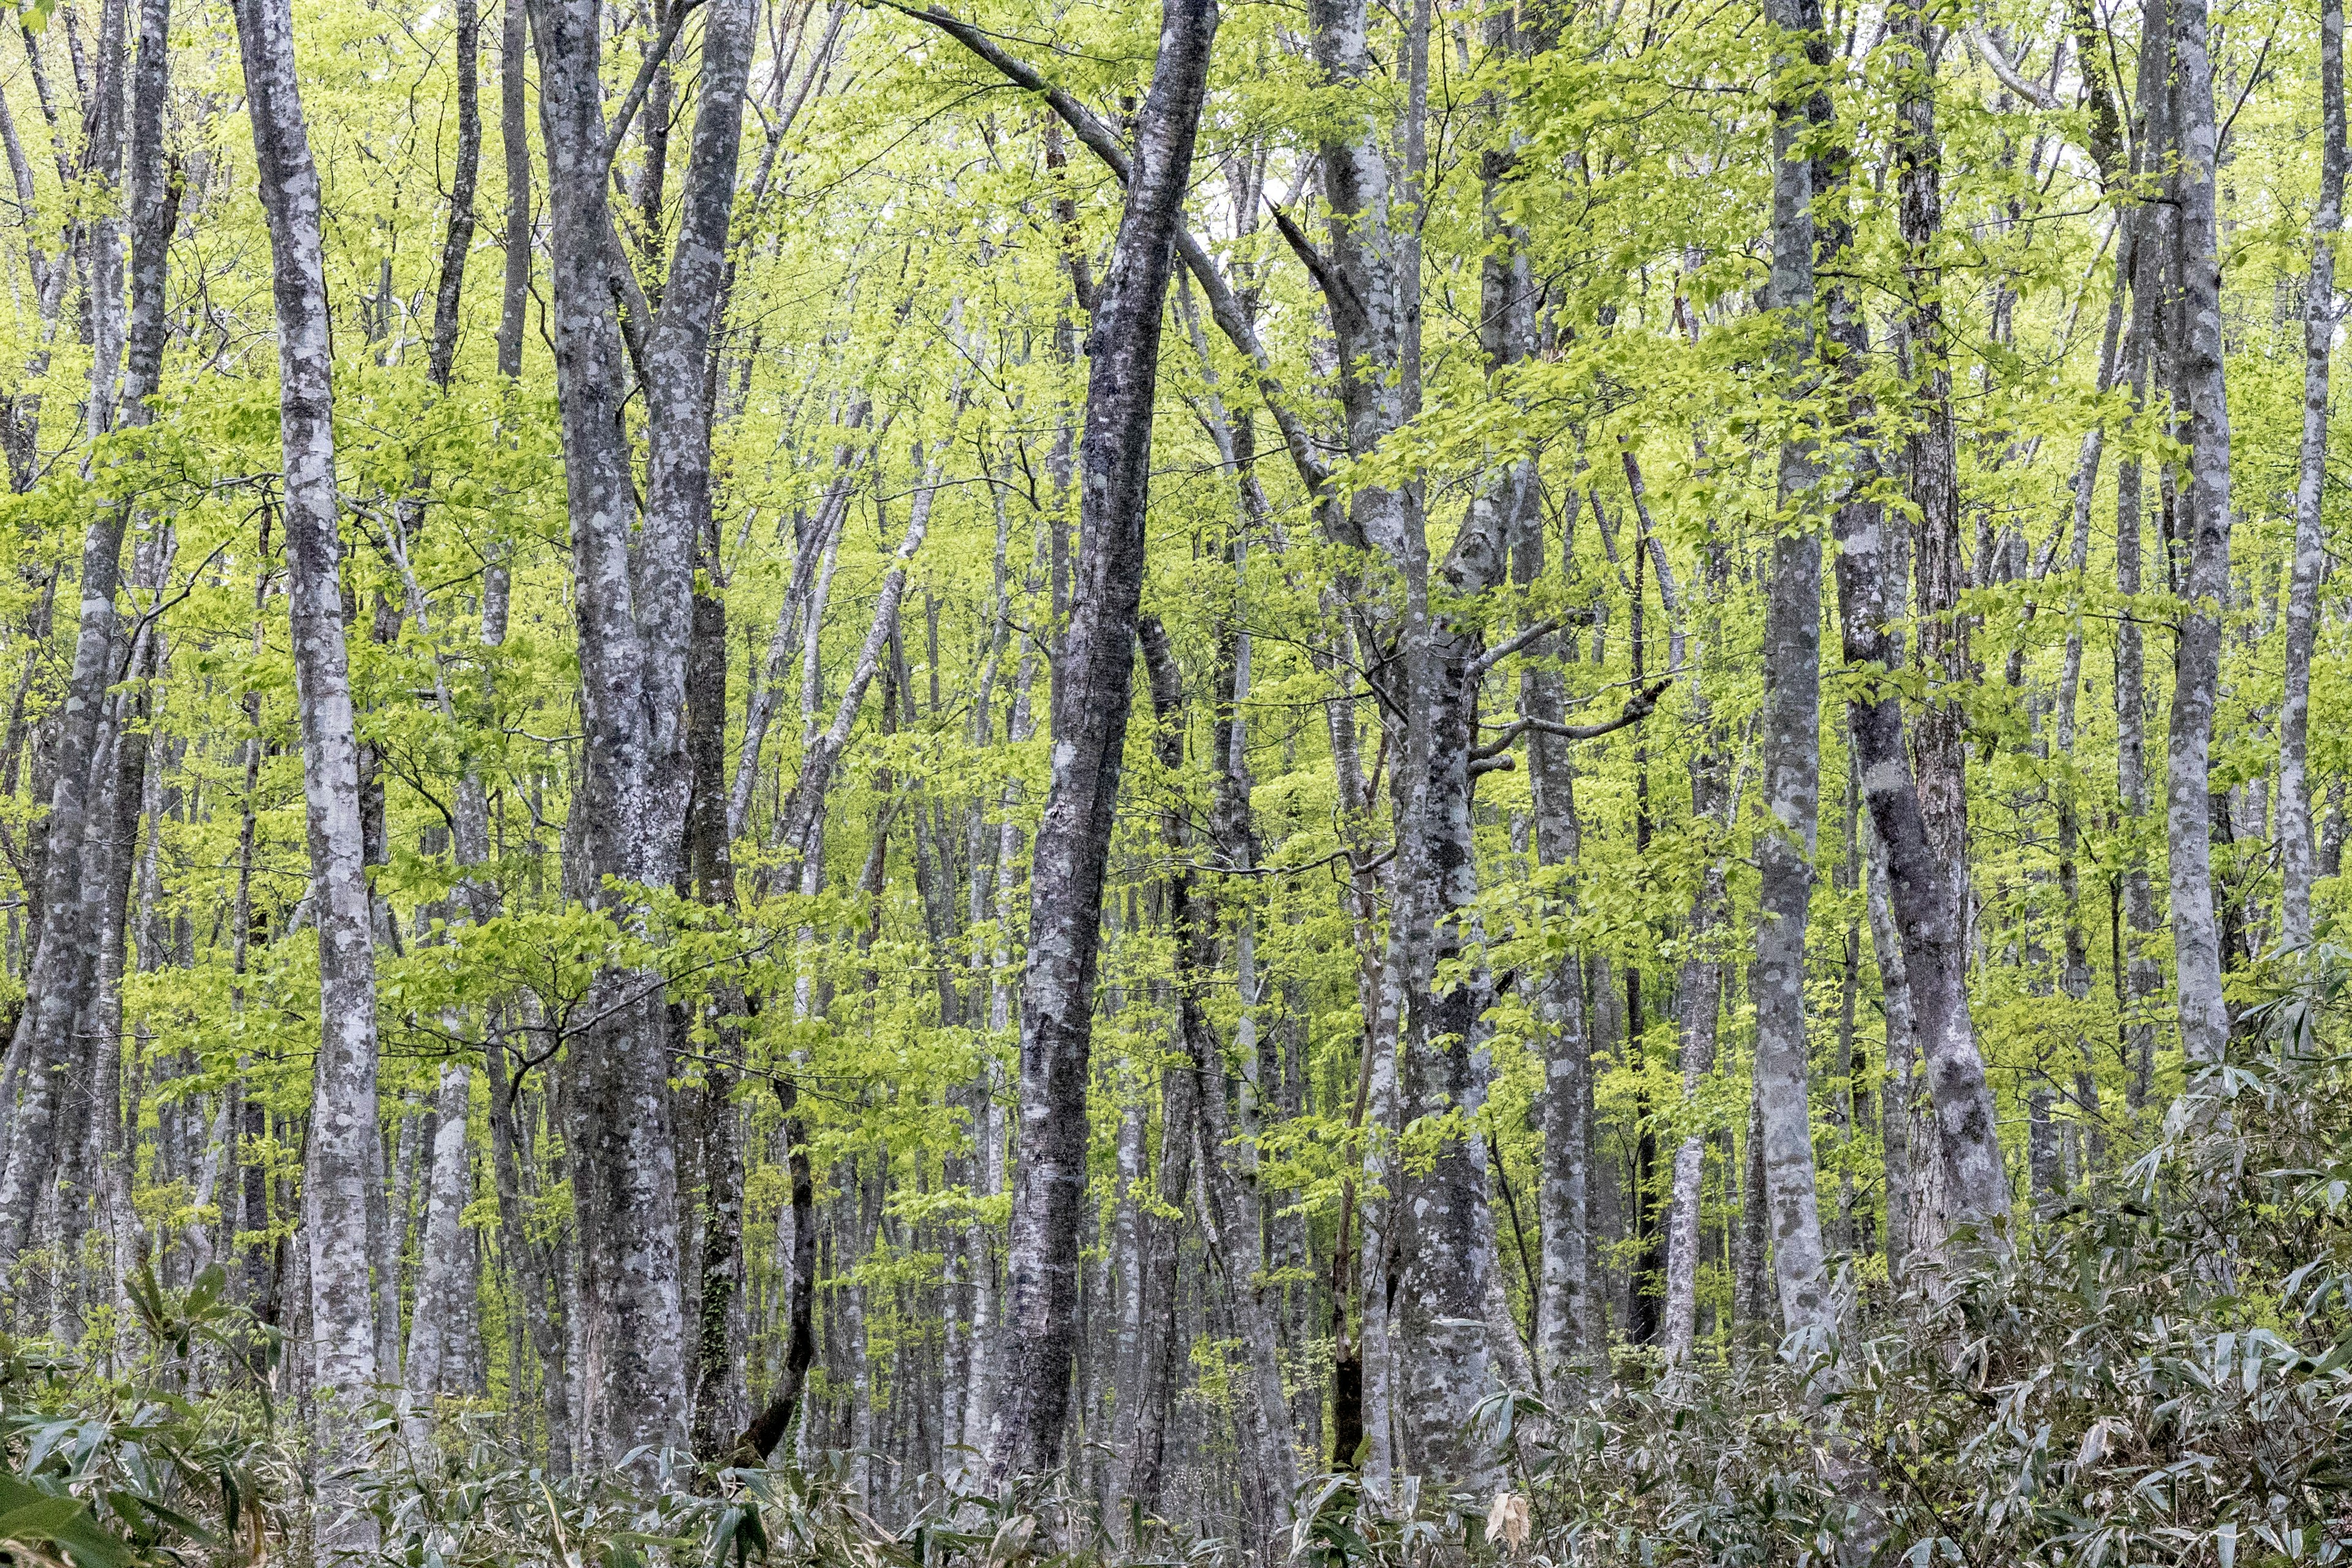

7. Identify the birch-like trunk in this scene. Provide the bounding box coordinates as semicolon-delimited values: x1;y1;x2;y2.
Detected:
2281;0;2343;949
402;1061;473;1444
227;0;382;1536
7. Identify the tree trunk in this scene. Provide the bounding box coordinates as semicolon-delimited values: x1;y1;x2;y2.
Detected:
990;0;1218;1481
1140;616;1298;1530
1752;0;1834;1345
0;0;135;1273
733;1069;815;1464
227;0;382;1537
1863;813;1918;1280
402;1061;474;1443
2163;0;2236;1065
2282;0;2343;949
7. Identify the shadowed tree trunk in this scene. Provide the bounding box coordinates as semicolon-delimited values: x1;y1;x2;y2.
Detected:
0;0;135;1275
989;0;1218;1481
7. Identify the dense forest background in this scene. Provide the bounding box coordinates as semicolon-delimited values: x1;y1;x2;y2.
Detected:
0;0;2349;1557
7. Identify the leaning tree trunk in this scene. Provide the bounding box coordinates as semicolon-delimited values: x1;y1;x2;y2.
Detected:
988;0;1218;1482
227;0;382;1540
2281;0;2342;950
1844;0;2011;1237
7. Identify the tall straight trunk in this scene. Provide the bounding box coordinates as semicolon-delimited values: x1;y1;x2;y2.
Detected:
2164;0;2236;1064
1898;0;1970;941
527;0;756;1459
1752;0;1834;1344
1118;1027;1197;1518
11;0;173;1305
2117;28;2166;1113
989;0;1217;1480
496;0;530;380
484;1030;571;1472
2059;242;2135;1170
1839;0;2010;1239
1735;1083;1773;1337
402;1061;474;1438
1833;503;2008;1231
1099;1093;1146;1516
428;0;480;388
2282;0;2343;949
1318;615;1396;1472
1662;580;1725;1360
227;0;381;1538
1863;813;1917;1278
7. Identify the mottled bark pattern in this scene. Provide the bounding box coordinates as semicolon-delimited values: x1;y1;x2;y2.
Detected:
2163;0;2235;1064
992;0;1217;1480
2282;0;2343;950
228;0;382;1537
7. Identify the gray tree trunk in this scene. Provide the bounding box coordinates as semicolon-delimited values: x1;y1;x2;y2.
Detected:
526;0;756;1460
2163;0;2237;1065
989;0;1218;1480
402;1061;474;1443
1140;617;1298;1529
1752;0;1834;1345
1863;814;1918;1280
227;0;383;1537
0;0;135;1274
2282;0;2343;950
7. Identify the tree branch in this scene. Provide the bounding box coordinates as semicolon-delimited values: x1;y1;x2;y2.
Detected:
1522;678;1672;741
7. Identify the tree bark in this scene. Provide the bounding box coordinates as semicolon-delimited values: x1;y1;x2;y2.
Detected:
1137;619;1298;1528
2282;0;2342;949
0;0;135;1274
732;1069;815;1464
2163;0;2236;1064
402;1061;474;1442
989;0;1217;1481
1898;0;1971;948
527;0;756;1459
496;0;530;380
227;0;382;1537
1752;0;1834;1345
1863;813;1918;1280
